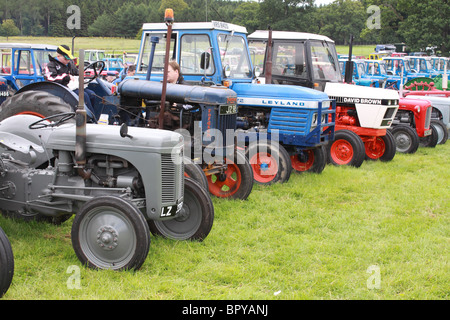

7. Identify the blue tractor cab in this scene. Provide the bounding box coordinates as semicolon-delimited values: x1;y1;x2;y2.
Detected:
0;43;58;104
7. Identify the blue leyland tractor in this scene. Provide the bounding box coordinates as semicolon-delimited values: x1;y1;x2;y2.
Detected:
132;21;336;185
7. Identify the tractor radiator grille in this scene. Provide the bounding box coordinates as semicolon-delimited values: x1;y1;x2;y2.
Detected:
425;106;432;129
218;113;237;146
268;108;309;134
161;153;184;205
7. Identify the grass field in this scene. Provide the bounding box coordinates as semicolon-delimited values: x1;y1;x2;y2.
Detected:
1;141;448;300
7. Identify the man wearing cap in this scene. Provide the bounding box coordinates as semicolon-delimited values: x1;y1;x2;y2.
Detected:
45;45;96;120
45;45;78;86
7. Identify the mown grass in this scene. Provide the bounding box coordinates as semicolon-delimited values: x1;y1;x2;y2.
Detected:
1;142;448;300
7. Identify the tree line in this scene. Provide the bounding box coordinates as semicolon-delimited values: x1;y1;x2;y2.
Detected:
0;0;448;55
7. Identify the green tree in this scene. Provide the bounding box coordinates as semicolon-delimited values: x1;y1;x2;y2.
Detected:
159;0;188;17
0;19;20;40
315;0;366;44
397;0;449;55
232;2;260;33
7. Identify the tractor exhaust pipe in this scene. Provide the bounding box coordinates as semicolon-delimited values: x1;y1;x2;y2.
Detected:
159;8;174;129
265;26;273;84
75;49;91;179
75;49;86;165
344;34;354;84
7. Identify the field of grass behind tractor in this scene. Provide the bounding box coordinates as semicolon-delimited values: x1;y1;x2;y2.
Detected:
1;141;448;300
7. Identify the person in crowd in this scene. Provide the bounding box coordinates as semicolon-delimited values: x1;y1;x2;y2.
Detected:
167;60;184;84
44;44;97;120
112;64;136;85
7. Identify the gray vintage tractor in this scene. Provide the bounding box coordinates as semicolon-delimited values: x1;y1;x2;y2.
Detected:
0;226;14;297
0;67;215;270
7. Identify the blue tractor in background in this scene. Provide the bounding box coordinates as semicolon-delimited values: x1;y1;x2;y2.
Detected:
132;21;336;185
0;43;58;104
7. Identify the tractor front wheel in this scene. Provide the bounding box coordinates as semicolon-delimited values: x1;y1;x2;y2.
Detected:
183;157;208;191
365;130;396;162
246;140;292;185
71;196;151;271
148;178;214;241
0;226;14;298
207;151;253;200
291;145;327;174
390;125;419;154
429;119;448;145
419;122;439;148
327;130;365;167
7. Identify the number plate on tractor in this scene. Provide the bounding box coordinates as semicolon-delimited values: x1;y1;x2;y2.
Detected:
424;129;432;136
160;202;183;217
219;105;237;115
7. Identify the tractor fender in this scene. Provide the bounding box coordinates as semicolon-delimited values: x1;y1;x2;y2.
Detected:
15;81;95;120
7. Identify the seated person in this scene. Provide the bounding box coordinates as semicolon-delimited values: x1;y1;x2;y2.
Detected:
44;44;97;120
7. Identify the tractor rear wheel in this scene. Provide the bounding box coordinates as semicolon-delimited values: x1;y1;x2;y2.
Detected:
0;226;14;298
148;178;214;241
71;196;151;271
207;151;253;200
327;130;365;167
390;125;419;154
429;119;448;145
291;145;327;174
246;140;291;185
365;130;396;162
0;90;74;122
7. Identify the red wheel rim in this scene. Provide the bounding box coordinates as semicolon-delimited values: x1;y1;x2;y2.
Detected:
291;150;314;172
365;137;385;160
207;162;242;198
248;152;278;183
330;139;354;165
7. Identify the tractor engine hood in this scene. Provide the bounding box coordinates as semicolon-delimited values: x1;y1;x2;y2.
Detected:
119;79;237;106
325;82;400;129
47;123;182;155
231;82;331;108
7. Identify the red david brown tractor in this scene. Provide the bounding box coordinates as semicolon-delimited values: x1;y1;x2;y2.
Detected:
0;51;216;271
248;30;399;168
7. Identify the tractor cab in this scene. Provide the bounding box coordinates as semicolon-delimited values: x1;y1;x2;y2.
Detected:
0;43;58;102
248;30;342;92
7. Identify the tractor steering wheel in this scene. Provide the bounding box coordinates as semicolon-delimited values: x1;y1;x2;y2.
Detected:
28;112;76;130
84;61;105;84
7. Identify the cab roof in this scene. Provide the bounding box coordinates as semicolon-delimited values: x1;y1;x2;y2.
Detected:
142;21;247;33
248;30;334;43
0;43;57;50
